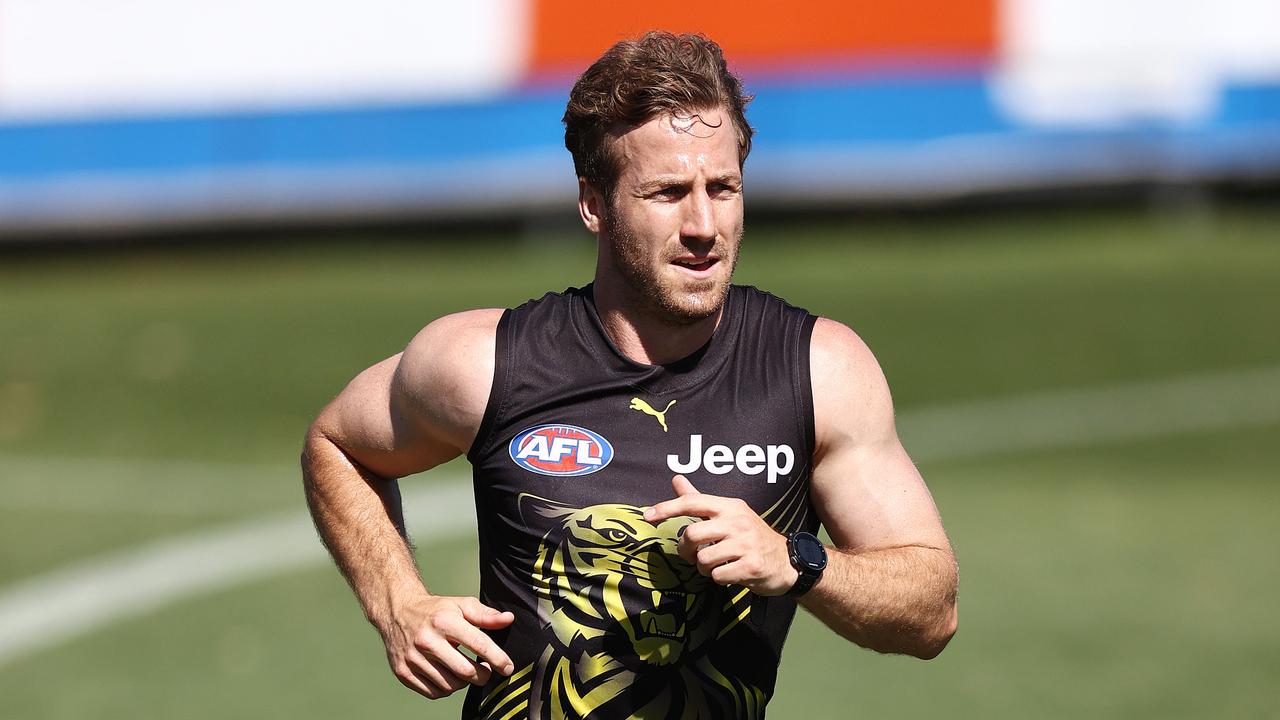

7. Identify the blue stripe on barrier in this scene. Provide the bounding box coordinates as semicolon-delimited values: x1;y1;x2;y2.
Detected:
0;75;1277;230
0;75;1011;179
751;76;1011;144
5;75;1277;179
0;92;569;178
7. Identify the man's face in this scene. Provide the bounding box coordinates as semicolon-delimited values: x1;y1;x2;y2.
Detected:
592;108;744;325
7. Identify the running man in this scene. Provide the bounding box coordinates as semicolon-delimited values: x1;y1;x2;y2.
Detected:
302;31;957;719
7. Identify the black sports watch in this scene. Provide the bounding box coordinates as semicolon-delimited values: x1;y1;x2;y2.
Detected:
785;531;827;597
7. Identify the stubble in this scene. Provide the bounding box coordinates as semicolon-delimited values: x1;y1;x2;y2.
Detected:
602;210;738;327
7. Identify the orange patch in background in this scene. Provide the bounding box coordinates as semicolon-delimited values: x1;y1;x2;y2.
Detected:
527;0;996;75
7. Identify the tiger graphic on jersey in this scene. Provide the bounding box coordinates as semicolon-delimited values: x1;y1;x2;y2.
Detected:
476;496;766;720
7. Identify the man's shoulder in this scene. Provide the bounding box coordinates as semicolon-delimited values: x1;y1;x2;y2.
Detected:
403;308;504;365
809;317;884;392
423;307;506;334
394;309;504;443
810;317;869;363
808;316;896;448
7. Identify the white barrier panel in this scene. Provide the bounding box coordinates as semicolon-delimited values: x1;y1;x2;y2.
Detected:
995;0;1280;126
0;0;526;122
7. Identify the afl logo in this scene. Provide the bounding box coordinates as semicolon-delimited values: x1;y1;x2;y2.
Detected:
509;424;614;477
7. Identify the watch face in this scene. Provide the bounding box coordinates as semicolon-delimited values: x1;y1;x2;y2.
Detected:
793;533;827;569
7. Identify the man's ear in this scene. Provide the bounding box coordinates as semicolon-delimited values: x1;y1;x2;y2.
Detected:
578;178;604;235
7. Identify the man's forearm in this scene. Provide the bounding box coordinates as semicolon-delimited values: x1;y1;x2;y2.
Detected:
301;429;429;628
799;544;958;659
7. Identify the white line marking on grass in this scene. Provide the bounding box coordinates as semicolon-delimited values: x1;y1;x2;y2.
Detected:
0;479;474;667
2;364;1279;667
899;365;1280;462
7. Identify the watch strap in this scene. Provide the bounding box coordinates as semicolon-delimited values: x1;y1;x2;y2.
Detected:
785;531;825;598
786;566;820;597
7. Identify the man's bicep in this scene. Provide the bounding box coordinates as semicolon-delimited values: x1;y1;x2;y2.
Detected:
311;309;501;479
809;318;949;551
810;438;947;550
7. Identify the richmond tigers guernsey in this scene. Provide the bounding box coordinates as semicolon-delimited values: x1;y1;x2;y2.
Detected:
462;283;819;720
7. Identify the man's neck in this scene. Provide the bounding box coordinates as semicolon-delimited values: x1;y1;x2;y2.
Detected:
592;277;723;366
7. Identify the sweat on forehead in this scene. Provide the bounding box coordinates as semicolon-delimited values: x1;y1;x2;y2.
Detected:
609;110;740;174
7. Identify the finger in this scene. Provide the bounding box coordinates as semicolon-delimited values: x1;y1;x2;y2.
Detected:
406;648;456;691
398;651;452;699
394;661;443;700
710;559;749;586
464;658;494;686
672;474;700;497
416;652;471;692
459;598;517;632
677;519;729;564
444;617;515;677
694;540;742;571
438;647;494;687
644;494;728;523
679;518;729;548
419;633;487;685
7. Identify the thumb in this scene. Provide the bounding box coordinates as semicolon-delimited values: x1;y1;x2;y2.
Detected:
672;474;700;497
460;598;515;629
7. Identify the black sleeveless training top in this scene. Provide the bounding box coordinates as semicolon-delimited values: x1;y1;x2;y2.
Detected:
461;283;819;720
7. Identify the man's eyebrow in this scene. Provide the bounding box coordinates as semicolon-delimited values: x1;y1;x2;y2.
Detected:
636;172;742;191
636;175;692;191
708;172;743;184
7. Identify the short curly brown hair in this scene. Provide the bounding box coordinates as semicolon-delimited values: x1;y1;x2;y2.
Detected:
563;31;754;195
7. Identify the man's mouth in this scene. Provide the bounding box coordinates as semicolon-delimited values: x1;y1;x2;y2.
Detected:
671;257;719;274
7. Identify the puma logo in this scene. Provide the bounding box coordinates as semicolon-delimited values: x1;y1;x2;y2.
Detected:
629;397;677;433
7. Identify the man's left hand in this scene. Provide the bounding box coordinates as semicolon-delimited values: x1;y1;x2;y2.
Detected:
644;474;799;596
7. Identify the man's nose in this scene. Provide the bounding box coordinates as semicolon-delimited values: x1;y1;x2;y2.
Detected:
680;188;716;242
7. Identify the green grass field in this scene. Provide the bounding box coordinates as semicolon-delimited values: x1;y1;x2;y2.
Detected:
2;202;1278;718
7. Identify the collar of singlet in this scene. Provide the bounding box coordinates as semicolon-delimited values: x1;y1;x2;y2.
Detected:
573;283;740;395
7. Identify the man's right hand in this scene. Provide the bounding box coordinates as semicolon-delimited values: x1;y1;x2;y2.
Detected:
301;312;512;699
377;593;516;700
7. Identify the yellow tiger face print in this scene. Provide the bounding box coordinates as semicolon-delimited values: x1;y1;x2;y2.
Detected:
523;497;721;667
476;494;775;719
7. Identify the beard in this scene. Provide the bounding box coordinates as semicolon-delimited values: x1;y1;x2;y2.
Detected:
602;209;738;327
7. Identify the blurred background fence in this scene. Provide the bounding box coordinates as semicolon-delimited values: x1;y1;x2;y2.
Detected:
2;0;1278;237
